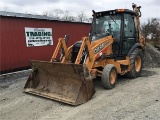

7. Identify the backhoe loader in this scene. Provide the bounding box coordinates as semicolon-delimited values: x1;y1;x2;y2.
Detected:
24;3;145;105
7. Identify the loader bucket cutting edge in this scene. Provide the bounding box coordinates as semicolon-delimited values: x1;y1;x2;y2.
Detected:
24;60;95;105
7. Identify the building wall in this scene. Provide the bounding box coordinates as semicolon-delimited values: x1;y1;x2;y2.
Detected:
0;17;90;72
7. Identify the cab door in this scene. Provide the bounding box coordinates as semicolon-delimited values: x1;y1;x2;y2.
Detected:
122;14;137;54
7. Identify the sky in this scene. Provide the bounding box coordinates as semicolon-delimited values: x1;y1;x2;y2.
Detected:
0;0;159;23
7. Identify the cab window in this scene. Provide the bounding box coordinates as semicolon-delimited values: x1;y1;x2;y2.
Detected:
124;14;136;37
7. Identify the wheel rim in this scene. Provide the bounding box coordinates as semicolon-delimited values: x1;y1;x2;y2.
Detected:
110;70;116;84
135;56;141;72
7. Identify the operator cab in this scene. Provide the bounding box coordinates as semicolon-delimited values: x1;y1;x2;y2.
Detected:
90;9;138;55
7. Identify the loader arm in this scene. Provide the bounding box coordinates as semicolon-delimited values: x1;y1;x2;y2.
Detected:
75;37;94;64
75;36;114;72
50;38;72;63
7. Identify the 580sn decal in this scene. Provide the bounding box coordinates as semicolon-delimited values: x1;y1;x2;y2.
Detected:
94;41;110;54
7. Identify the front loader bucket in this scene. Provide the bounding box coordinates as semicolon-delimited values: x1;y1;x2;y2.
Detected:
24;60;95;105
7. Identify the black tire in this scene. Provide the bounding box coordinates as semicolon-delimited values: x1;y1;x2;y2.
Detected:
101;64;117;89
125;48;143;78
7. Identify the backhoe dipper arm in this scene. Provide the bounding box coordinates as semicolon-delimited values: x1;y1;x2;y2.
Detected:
132;3;145;47
132;3;141;34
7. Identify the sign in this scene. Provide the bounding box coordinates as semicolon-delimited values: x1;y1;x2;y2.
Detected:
25;27;53;47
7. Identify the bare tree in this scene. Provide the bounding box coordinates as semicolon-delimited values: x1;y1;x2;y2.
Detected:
77;11;87;22
68;16;77;22
42;11;50;16
52;9;63;18
141;22;149;39
82;17;92;23
41;9;92;23
42;9;64;19
142;18;160;40
62;10;70;20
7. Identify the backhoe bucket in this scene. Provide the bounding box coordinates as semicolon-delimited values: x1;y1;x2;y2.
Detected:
24;60;95;105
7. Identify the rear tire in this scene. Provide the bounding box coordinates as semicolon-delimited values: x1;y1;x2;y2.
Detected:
125;48;143;78
101;64;117;89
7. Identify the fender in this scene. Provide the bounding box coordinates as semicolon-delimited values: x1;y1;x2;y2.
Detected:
127;43;142;56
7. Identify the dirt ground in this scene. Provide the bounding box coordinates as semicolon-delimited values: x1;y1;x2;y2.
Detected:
0;68;160;120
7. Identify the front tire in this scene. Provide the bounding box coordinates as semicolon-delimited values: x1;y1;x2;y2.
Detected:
101;64;117;89
125;48;143;78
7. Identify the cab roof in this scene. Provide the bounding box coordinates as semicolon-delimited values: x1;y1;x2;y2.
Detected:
95;9;136;17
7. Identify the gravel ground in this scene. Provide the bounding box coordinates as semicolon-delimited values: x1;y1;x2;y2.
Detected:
0;68;160;120
143;43;160;68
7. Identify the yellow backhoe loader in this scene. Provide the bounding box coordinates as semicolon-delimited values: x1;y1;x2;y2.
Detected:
24;3;145;105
